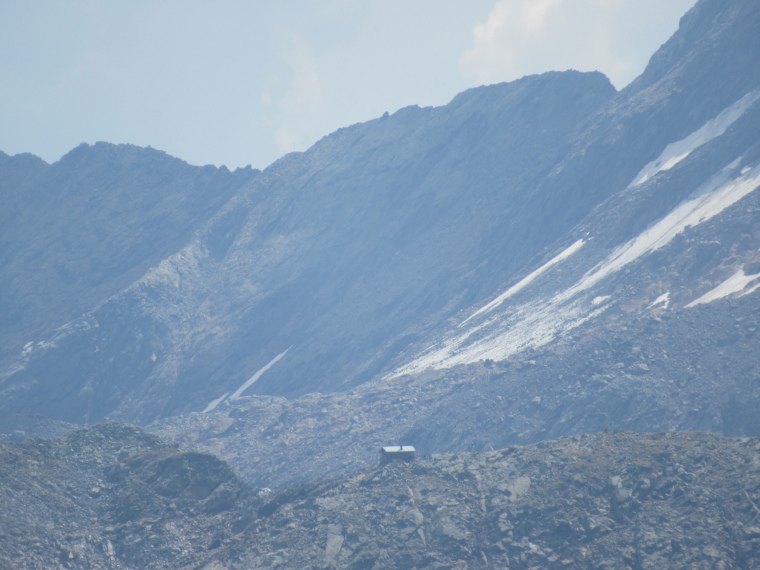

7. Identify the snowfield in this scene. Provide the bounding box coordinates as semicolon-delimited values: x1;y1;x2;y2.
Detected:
686;268;760;307
629;91;760;187
203;347;290;412
461;239;585;325
392;159;760;377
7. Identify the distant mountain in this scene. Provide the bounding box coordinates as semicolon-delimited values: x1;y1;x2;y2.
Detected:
1;0;760;481
1;72;620;423
0;143;257;369
3;426;760;569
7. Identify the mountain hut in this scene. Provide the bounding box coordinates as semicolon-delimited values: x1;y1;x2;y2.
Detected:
379;445;416;466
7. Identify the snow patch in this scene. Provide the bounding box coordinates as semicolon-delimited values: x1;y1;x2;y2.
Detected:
461;239;585;325
392;292;609;376
229;348;291;400
201;347;291;413
629;91;759;187
686;269;760;307
563;160;760;302
649;292;670;309
202;392;230;414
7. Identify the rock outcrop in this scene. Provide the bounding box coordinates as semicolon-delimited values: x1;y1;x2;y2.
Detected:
5;426;757;569
228;431;760;569
0;424;255;569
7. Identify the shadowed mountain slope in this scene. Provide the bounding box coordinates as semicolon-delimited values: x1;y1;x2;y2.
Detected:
0;143;257;366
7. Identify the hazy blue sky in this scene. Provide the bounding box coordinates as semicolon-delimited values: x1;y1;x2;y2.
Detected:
2;0;696;170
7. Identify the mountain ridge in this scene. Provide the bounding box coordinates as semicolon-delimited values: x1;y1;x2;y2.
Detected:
1;0;759;483
1;69;621;423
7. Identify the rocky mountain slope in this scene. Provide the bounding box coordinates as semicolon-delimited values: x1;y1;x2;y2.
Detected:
227;431;760;569
3;0;760;430
0;70;618;424
0;424;256;569
152;275;760;490
144;0;760;493
2;426;760;569
5;0;760;567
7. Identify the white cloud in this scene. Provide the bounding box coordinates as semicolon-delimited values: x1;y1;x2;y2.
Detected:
521;0;563;32
460;0;696;89
268;34;324;155
0;0;695;169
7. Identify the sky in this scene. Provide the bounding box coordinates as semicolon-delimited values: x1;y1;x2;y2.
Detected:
1;0;697;171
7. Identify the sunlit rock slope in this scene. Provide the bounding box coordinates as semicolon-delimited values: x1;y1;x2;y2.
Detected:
3;427;760;569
